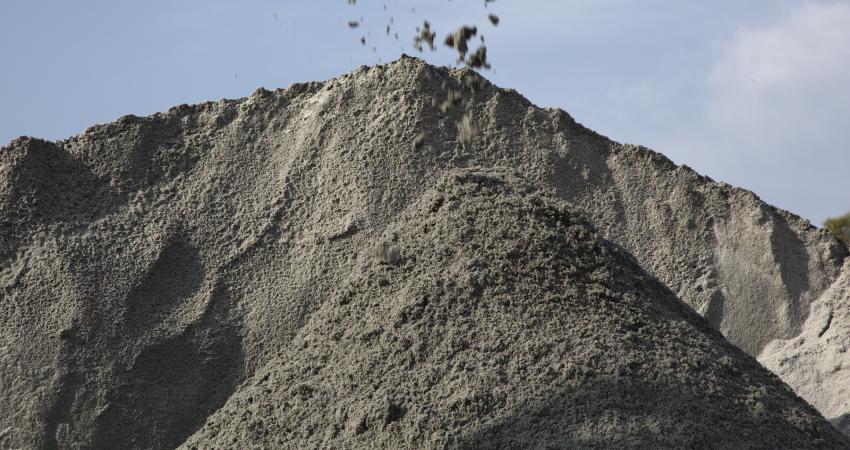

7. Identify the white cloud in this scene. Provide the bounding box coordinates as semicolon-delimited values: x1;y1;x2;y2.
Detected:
706;2;850;141
709;3;850;90
691;2;850;224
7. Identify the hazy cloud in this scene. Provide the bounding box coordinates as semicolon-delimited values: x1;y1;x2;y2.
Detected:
695;2;850;223
706;3;850;149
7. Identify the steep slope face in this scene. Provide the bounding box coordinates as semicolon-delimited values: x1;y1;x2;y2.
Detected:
0;56;847;446
0;137;249;449
182;170;848;449
588;152;846;354
761;260;850;436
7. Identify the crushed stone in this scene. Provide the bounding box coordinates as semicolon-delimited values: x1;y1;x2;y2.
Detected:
466;45;491;69
444;25;478;62
413;20;436;52
455;115;480;148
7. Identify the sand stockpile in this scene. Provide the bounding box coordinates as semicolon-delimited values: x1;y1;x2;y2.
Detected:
180;169;846;449
1;57;848;447
760;259;850;436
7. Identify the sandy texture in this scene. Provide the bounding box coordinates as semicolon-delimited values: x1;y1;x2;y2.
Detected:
1;56;847;447
181;169;847;449
760;260;850;436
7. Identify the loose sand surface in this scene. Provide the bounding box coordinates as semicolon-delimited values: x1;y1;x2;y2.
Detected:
1;57;847;448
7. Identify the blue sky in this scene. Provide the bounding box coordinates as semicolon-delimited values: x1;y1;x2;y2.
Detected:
2;1;848;225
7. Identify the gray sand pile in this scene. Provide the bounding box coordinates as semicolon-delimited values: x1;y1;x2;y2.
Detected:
1;56;848;447
180;169;846;449
760;259;850;435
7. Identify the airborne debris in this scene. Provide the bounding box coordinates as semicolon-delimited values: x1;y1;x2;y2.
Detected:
372;242;401;265
456;115;480;148
462;72;483;92
466;46;491;69
444;26;478;62
440;89;464;113
338;2;498;71
413;21;437;52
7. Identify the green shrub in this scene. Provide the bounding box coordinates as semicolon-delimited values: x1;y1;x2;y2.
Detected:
824;212;850;243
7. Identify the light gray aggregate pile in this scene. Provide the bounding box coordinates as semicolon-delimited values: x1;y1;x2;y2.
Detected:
181;169;847;449
760;259;850;436
1;56;847;448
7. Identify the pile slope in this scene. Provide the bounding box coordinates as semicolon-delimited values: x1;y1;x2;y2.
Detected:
182;169;847;449
761;259;850;435
1;56;847;446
